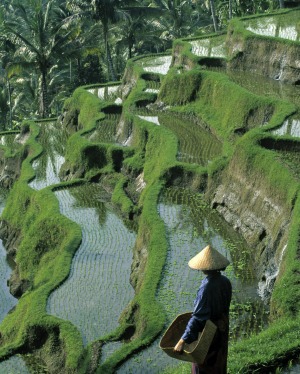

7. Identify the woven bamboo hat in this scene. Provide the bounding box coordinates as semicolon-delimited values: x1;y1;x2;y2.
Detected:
188;245;230;271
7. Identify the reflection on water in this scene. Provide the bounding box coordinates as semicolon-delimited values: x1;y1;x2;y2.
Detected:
86;114;121;143
272;116;300;138
0;184;25;372
0;188;17;323
47;184;136;346
0;355;30;374
138;115;161;126
221;69;300;107
117;188;267;373
243;11;300;41
189;36;226;58
29;121;67;190
136;110;222;166
136;56;172;75
87;85;120;101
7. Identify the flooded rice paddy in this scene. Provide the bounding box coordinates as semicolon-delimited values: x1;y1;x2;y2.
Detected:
1;46;296;372
85;113;121;143
47;184;136;346
189;36;226;58
135;56;172;75
137;110;222;165
272;116;300;138
213;69;300;139
243;10;300;41
0;355;30;373
220;69;300;107
29;121;67;190
87;85;120;102
0;178;27;372
0;188;17;323
116;187;267;373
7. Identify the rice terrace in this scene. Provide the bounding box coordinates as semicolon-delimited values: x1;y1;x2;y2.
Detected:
0;1;300;373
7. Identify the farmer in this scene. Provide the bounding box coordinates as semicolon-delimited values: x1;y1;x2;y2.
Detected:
174;245;232;374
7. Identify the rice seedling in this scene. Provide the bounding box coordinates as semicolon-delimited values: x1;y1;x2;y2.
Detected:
272;116;300;138
136;110;222;166
216;70;300;107
85;114;121;144
189;36;226;58
135;56;172;75
117;187;267;373
47;184;136;346
243;10;300;42
0;188;18;323
29;121;66;190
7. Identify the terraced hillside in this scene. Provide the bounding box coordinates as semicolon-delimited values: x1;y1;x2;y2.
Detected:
0;7;299;374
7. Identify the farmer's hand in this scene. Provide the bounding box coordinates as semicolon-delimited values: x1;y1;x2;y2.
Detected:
173;338;185;353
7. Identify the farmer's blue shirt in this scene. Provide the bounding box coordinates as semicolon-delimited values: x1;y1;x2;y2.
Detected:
181;272;232;344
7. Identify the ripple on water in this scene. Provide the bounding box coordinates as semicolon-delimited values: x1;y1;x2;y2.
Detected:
0;187;26;372
137;111;222;166
272;117;300;138
47;184;136;345
189;37;226;58
0;355;30;374
116;188;267;373
136;56;172;75
244;11;300;42
29;121;67;190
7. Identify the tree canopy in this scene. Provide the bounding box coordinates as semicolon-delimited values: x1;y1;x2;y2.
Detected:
0;0;286;125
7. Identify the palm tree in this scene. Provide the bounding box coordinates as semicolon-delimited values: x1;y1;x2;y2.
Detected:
1;0;79;118
67;0;162;81
67;0;125;81
149;0;204;39
209;0;218;32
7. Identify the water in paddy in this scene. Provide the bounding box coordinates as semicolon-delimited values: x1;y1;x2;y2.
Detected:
87;85;120;101
188;35;226;58
0;187;17;322
29;121;67;190
135;56;172;75
85;113;121;143
47;183;136;345
145;79;161;93
221;70;300;107
213;69;300;136
117;187;267;374
0;355;30;373
243;10;300;41
0;184;28;372
272;116;300;138
136;110;222;165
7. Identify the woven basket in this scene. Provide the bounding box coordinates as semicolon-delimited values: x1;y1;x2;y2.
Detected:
159;312;217;364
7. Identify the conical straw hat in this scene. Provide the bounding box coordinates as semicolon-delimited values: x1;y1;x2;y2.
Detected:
188;245;230;271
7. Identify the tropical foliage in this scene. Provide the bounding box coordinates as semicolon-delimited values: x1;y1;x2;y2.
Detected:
0;0;289;126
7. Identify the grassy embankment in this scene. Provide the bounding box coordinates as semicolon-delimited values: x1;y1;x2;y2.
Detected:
160;9;300;374
0;119;83;371
0;8;300;374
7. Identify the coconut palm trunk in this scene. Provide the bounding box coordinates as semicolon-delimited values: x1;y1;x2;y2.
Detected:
40;69;49;118
105;38;117;81
229;0;232;19
210;0;218;32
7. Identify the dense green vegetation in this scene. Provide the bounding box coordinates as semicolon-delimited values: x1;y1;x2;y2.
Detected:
0;1;299;374
0;0;290;128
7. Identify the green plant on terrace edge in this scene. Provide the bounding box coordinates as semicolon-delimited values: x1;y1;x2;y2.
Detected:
0;7;300;374
0;121;84;370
